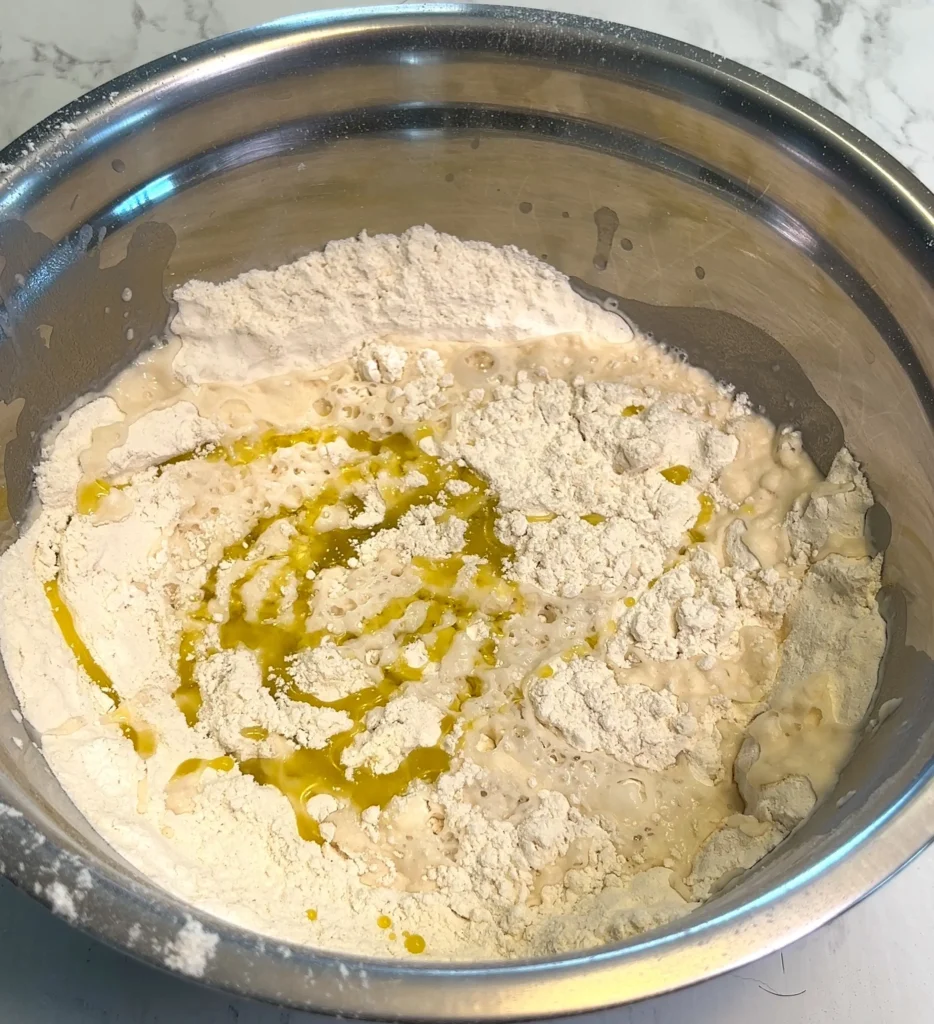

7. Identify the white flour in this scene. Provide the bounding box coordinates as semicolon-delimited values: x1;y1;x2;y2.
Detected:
163;918;220;977
287;641;375;703
170;225;634;385
196;647;352;759
528;657;724;775
342;696;445;776
0;227;886;963
356;505;467;566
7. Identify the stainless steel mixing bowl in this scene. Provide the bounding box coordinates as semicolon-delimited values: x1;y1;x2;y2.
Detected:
0;4;932;1019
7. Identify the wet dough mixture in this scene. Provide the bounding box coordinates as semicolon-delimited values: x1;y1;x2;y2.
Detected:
0;227;886;962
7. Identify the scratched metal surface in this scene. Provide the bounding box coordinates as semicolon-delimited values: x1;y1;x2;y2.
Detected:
1;848;932;1024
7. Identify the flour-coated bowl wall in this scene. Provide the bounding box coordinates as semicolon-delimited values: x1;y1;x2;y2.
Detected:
0;5;932;1018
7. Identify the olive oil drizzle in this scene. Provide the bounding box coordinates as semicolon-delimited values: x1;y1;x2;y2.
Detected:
660;464;692;485
169;425;522;843
688;493;716;542
44;578;157;758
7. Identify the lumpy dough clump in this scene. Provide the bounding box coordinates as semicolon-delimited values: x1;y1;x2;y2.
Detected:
0;227;886;962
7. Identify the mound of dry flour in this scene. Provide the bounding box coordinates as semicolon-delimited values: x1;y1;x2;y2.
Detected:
0;227;886;966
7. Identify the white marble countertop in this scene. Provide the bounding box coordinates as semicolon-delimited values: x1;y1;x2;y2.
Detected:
1;1;932;1022
3;0;934;190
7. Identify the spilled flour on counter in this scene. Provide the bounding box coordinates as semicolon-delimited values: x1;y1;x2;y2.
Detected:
0;226;886;962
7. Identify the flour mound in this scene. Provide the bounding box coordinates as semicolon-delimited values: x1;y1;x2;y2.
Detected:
197;648;351;758
608;548;760;665
458;373;741;599
286;641;375;703
530;656;723;775
456;374;735;516
787;449;873;562
357;505;466;566
170;226;634;385
342;694;445;776
427;765;623;941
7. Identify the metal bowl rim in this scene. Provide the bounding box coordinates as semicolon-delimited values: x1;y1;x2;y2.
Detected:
0;4;933;1018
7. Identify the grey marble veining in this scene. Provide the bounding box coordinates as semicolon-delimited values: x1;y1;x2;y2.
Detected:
2;0;933;190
